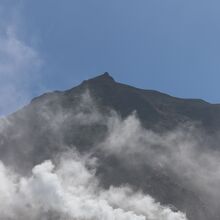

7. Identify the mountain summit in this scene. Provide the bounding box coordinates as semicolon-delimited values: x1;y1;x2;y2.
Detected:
82;72;115;85
90;72;115;82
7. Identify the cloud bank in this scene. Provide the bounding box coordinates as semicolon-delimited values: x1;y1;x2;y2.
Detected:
0;150;187;220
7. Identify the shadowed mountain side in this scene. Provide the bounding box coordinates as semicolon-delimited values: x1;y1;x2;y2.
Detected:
82;73;220;132
31;72;220;132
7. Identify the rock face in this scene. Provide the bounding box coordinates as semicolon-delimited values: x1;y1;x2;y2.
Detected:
1;72;220;220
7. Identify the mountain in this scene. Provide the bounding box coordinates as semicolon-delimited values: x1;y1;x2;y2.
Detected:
1;72;220;220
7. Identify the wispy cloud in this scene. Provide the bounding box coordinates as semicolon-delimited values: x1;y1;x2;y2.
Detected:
100;112;220;215
0;3;42;115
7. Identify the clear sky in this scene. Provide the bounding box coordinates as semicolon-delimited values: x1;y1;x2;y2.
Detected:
1;0;220;115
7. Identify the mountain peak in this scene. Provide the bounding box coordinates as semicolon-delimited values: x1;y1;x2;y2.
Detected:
83;72;115;85
103;72;112;78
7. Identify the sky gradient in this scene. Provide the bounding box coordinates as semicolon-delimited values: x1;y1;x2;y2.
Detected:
1;0;220;115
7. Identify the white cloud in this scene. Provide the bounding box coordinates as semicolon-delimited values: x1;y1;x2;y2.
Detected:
0;150;187;220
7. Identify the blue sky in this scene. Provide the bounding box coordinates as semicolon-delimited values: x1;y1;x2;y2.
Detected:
1;0;220;115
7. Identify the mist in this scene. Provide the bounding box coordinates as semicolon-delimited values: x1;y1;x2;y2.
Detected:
100;112;220;213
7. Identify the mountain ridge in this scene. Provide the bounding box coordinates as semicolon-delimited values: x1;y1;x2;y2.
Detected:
31;72;209;106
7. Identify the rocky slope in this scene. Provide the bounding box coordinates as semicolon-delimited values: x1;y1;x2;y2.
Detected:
1;73;220;220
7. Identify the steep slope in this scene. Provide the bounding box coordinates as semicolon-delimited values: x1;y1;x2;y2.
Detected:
0;72;219;220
